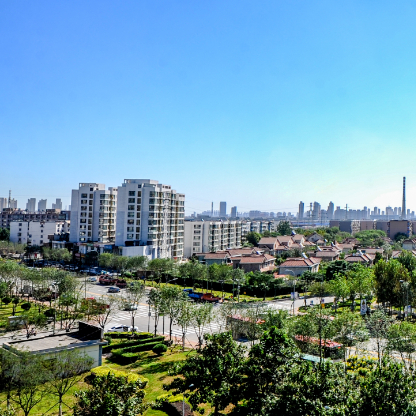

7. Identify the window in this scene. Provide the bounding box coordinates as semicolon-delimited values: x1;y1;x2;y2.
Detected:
129;191;135;196
136;212;141;218
137;198;141;204
137;205;141;211
19;223;22;226
127;212;134;218
127;219;134;224
135;234;140;239
80;219;86;223
80;212;87;217
136;227;140;232
40;240;43;244
137;191;141;196
136;220;140;225
81;193;87;198
128;205;135;211
127;233;134;239
81;200;87;204
194;230;201;234
194;236;201;241
90;188;93;191
193;242;200;247
128;198;135;203
127;227;134;232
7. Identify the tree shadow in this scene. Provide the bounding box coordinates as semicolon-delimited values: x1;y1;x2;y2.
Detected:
135;361;174;375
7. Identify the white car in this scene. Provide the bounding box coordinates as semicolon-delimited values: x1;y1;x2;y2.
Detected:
107;325;138;333
88;277;98;282
124;303;138;311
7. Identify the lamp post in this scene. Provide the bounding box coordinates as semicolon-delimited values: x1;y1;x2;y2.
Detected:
286;269;297;315
147;299;151;333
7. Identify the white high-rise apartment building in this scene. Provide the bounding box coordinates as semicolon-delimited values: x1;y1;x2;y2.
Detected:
38;199;47;211
184;219;242;257
116;179;185;259
10;220;70;246
69;183;117;244
26;198;36;212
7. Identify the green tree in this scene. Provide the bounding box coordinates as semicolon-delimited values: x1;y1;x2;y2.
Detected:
73;372;147;416
123;281;146;330
277;221;292;236
237;327;300;415
160;285;187;341
191;303;214;349
359;358;416;416
44;350;93;416
11;352;48;416
397;250;416;274
0;227;10;241
245;232;261;246
374;259;409;308
166;332;245;415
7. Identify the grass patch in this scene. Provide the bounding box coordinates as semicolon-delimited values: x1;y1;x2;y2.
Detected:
0;345;195;416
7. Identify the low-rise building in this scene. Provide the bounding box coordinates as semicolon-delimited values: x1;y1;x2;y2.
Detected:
344;253;374;265
0;209;70;230
403;239;416;251
232;253;275;273
279;257;321;276
1;322;106;368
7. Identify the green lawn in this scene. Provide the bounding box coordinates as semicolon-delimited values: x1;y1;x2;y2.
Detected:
0;345;195;416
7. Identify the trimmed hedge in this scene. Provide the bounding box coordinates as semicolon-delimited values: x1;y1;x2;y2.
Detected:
103;336;164;353
105;331;153;339
112;339;165;356
90;367;148;386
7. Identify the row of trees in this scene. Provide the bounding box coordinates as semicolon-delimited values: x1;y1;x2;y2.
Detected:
0;349;93;416
167;327;416;416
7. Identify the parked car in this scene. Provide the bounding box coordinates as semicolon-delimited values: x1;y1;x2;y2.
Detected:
108;286;120;293
124;303;138;311
88;277;98;282
107;325;138;333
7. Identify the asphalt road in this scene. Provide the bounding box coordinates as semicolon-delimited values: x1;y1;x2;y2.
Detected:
84;280;335;344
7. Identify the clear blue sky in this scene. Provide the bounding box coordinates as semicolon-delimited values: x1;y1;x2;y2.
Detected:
1;1;416;214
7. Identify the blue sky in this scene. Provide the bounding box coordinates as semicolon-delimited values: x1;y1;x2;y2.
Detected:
1;1;416;214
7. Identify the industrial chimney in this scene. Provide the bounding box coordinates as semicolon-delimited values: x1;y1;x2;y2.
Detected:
402;177;406;220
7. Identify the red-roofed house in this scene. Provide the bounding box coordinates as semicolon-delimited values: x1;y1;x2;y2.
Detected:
279;257;320;276
232;254;276;273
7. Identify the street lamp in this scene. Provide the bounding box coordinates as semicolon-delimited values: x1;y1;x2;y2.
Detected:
183;384;194;416
286;269;297;316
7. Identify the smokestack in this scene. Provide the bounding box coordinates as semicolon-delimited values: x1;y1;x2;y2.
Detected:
402;177;406;220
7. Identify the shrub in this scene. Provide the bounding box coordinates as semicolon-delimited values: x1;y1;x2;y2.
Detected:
105;331;153;339
90;367;148;386
44;308;56;318
152;343;168;355
102;335;165;352
2;297;11;305
20;302;31;311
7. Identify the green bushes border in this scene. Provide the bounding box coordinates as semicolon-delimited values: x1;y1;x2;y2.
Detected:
102;335;164;353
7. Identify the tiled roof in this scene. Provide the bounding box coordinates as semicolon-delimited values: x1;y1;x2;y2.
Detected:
313;251;339;257
239;255;275;264
344;254;372;263
280;257;319;267
204;253;230;259
258;237;277;245
226;248;256;257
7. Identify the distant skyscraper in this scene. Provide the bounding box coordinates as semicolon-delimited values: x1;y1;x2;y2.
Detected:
26;198;36;212
38;199;47;211
0;198;7;211
327;202;334;220
298;201;305;219
52;198;63;210
231;206;237;217
219;202;227;217
312;202;321;220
